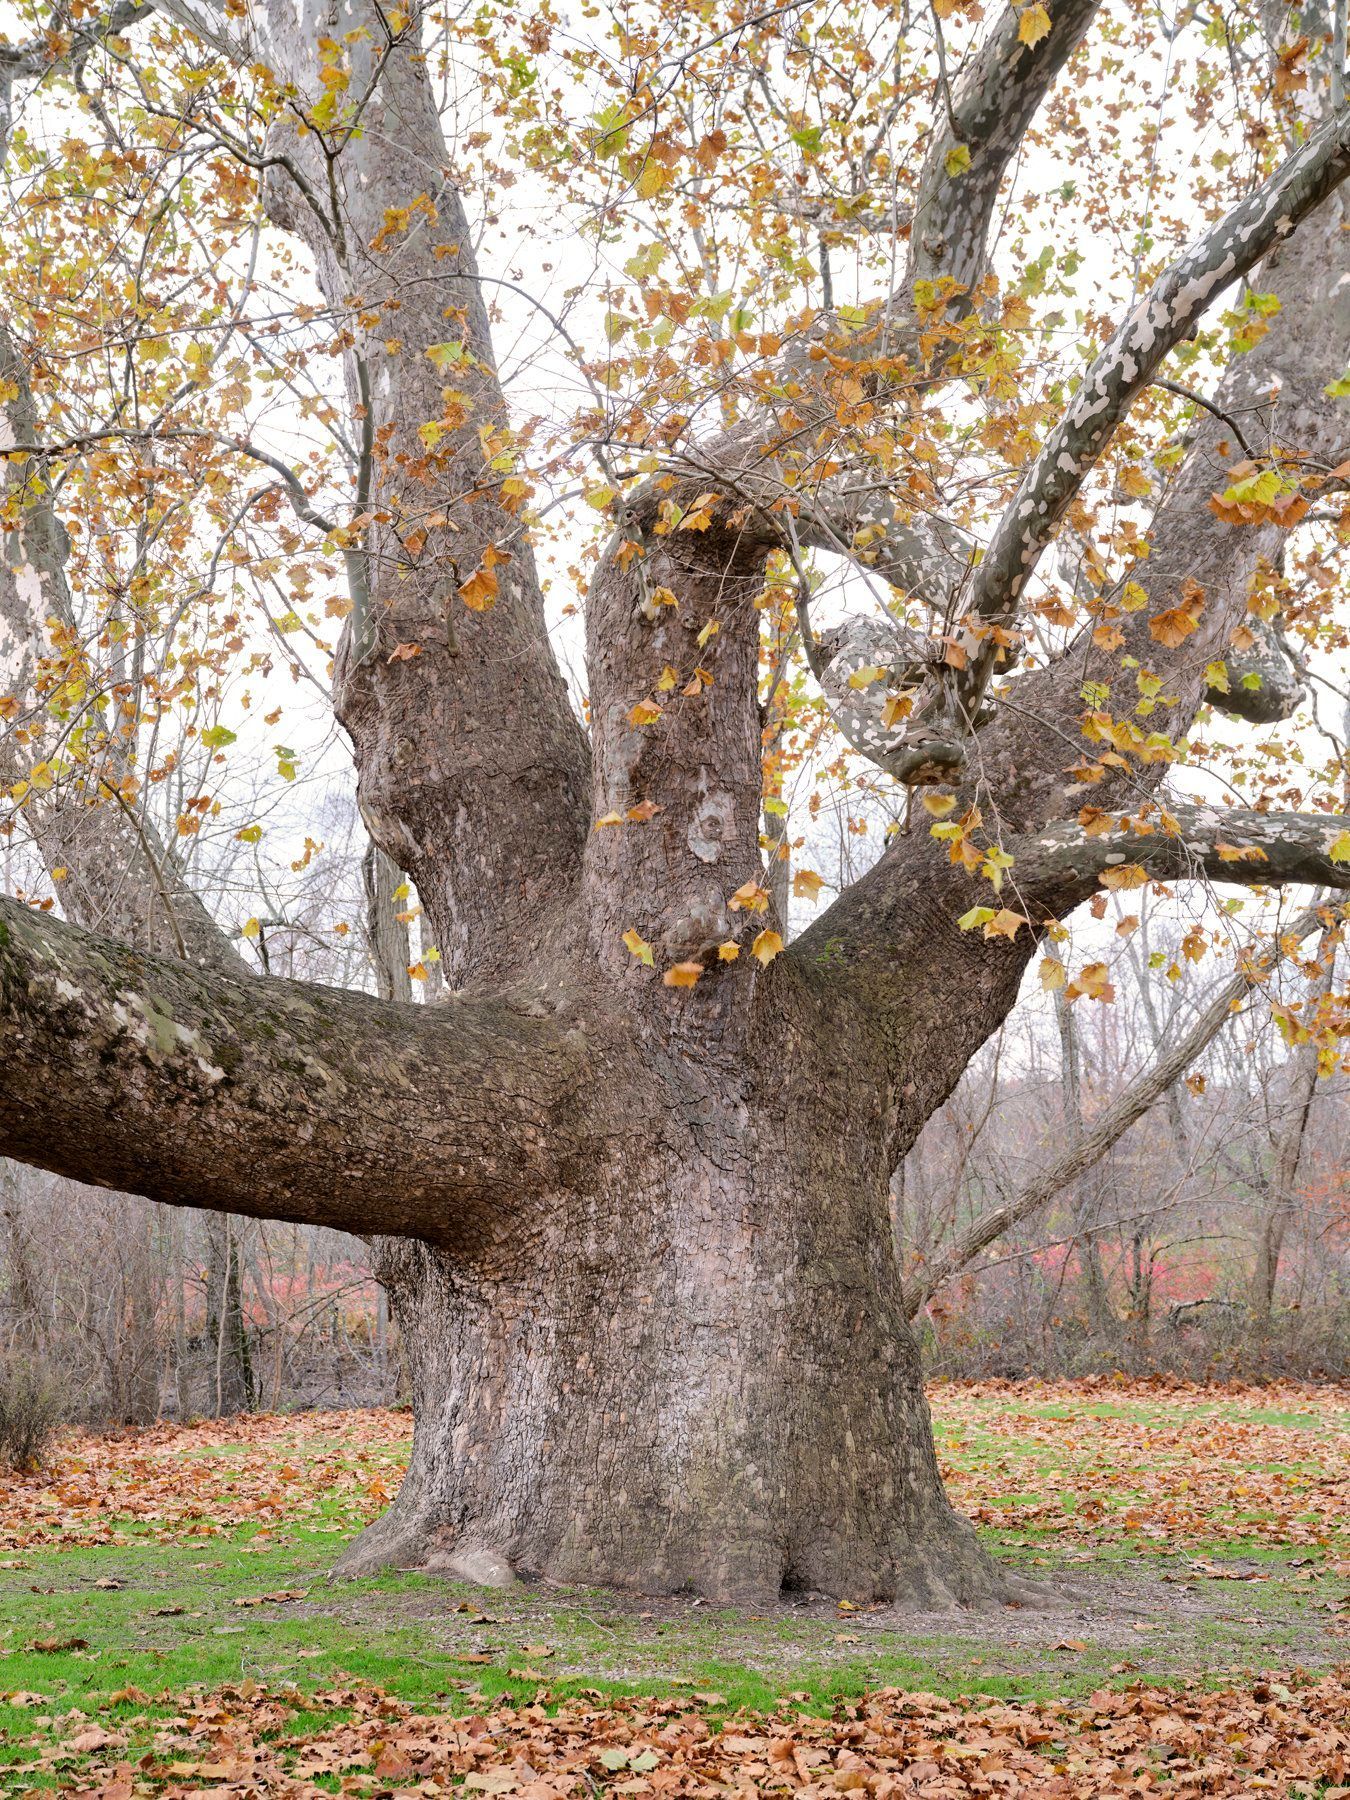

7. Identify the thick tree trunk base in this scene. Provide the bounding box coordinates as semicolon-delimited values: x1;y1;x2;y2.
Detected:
335;1152;1007;1610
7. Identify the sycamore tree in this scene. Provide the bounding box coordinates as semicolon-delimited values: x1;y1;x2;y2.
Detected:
3;0;1350;1604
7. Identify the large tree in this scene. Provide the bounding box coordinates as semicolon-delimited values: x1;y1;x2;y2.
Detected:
2;0;1350;1603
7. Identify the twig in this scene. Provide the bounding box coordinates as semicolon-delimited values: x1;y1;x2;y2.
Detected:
1152;377;1258;461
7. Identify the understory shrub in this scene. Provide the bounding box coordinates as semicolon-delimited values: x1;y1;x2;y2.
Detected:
0;1355;66;1469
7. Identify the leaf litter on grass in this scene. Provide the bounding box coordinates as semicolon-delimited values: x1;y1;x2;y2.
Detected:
3;1383;1344;1561
12;1671;1350;1797
0;1411;412;1553
934;1378;1348;1555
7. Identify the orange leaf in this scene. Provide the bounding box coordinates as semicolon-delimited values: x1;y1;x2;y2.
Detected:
458;564;499;611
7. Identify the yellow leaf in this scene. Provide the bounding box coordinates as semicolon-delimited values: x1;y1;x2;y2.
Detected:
622;928;654;967
593;811;623;828
752;928;784;965
241;917;261;940
921;793;956;817
717;941;740;961
663;959;704;987
629;698;663;726
1017;2;1051;47
1099;862;1148;890
792;869;825;900
1330;830;1350;865
1039;955;1067;992
635;158;671;201
846;664;886;691
958;906;996;932
729;880;770;912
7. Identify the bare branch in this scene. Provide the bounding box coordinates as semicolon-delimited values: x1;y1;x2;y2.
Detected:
902;901;1330;1315
1151;377;1259;462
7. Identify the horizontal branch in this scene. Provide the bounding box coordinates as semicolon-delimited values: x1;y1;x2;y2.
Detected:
1016;803;1350;892
901;902;1325;1316
0;895;602;1257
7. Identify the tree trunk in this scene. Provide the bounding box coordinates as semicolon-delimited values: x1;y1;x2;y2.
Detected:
204;1212;253;1418
1054;994;1116;1344
342;1130;993;1607
1251;913;1340;1335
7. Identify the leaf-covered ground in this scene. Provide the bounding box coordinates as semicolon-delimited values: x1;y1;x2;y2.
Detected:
0;1380;1344;1796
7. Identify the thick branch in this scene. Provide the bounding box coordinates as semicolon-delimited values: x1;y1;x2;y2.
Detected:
901;903;1326;1317
782;1;1102;767
972;184;1350;831
0;894;601;1254
0;322;242;973
1016;803;1350;892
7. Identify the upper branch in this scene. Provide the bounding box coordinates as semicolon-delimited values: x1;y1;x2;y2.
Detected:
950;104;1350;728
787;0;1102;765
909;0;1102;308
0;893;604;1255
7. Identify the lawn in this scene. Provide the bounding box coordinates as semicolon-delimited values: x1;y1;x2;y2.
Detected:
0;1380;1344;1795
